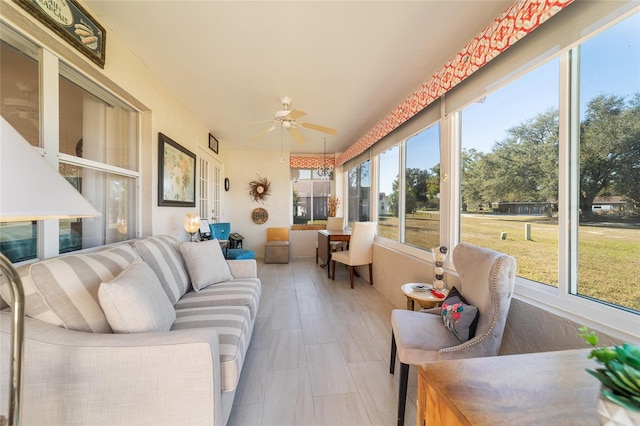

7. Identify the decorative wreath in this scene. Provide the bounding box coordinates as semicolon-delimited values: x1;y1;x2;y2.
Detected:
248;175;271;203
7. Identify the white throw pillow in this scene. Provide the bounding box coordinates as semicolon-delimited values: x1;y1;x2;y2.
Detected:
180;239;233;291
99;260;176;333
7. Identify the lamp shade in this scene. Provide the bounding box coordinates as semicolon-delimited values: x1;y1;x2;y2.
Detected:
184;213;201;233
0;117;100;222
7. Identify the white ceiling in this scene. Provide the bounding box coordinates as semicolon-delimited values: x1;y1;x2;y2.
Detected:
84;1;512;154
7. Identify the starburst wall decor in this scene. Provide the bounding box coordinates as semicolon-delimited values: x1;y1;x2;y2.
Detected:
248;175;271;203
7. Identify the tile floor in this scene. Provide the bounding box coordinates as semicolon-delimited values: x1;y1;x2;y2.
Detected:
227;257;419;426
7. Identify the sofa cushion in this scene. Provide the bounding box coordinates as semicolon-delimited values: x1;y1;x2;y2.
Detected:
172;305;252;392
180;239;233;291
175;278;261;319
99;260;176;333
134;235;190;304
0;244;139;333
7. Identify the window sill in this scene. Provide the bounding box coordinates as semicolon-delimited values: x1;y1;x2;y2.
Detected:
291;225;325;231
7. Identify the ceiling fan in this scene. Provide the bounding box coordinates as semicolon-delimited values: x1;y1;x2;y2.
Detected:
249;96;337;145
1;83;39;128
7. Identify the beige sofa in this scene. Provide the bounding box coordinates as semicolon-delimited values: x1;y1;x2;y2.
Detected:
0;235;260;425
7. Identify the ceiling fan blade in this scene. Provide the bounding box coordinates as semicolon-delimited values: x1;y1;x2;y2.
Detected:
249;125;276;141
288;127;306;145
284;109;306;120
300;122;337;135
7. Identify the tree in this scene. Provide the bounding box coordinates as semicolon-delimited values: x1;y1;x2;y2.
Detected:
483;108;559;204
405;168;432;214
579;94;639;216
461;148;490;211
611;93;640;205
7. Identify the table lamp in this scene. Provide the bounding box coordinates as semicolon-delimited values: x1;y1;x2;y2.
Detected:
184;213;201;242
0;117;100;425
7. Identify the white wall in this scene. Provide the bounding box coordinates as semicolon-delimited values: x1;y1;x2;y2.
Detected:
224;150;291;258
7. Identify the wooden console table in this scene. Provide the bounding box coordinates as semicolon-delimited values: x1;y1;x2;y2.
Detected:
417;349;601;425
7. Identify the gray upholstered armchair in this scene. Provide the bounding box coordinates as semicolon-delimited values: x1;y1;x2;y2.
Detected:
389;242;516;426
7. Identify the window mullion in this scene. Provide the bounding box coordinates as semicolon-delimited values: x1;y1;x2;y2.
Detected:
39;47;60;259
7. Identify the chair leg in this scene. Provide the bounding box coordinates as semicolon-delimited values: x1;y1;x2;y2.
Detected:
315;247;318;264
349;266;354;289
331;260;336;280
390;330;396;374
369;263;373;285
398;362;409;426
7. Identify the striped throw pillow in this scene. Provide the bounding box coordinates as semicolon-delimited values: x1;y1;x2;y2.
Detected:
134;235;190;304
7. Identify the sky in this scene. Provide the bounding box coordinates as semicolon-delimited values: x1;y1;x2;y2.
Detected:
377;12;639;195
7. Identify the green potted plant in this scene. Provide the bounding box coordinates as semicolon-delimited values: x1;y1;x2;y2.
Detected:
579;326;640;424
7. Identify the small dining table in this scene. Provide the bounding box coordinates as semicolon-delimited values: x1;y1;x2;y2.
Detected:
317;229;351;278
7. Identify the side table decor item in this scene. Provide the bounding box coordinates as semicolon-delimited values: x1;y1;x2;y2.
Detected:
248;175;271;203
328;196;340;217
579;327;640;425
432;246;448;290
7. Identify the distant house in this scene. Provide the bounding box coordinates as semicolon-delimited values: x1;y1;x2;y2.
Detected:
493;201;556;215
592;196;633;213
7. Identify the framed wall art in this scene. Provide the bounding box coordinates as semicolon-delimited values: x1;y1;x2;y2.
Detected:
14;0;106;68
158;133;196;207
209;133;219;154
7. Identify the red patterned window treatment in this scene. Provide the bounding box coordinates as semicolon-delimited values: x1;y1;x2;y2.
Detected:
290;156;336;169
336;0;573;167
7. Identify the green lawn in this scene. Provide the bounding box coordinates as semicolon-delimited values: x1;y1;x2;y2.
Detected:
379;212;640;311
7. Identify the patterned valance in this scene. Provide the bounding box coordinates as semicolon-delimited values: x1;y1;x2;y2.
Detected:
336;0;573;167
290;156;336;169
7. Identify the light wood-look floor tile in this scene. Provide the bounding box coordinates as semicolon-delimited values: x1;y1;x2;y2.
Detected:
263;368;317;426
300;313;336;345
227;403;263;426
268;328;307;371
314;393;372;425
270;304;301;330
305;342;356;396
234;348;268;406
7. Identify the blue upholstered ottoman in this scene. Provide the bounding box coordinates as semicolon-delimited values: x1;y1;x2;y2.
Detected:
227;249;255;260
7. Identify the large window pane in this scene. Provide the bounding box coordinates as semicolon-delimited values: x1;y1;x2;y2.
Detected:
404;124;440;250
292;169;332;225
378;145;399;240
460;58;560;285
347;160;370;225
576;12;640;311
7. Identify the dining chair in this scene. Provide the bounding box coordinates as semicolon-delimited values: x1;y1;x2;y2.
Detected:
330;221;376;288
389;242;516;426
326;216;347;252
315;217;346;264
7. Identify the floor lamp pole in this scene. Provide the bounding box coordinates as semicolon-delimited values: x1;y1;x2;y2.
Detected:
0;253;25;426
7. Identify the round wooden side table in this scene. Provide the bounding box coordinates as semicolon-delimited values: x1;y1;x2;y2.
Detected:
401;283;449;311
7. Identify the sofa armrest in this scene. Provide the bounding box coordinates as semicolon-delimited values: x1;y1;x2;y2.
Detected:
0;312;222;425
227;259;257;278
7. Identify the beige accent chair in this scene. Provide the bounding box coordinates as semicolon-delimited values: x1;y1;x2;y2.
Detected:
264;227;289;264
330;221;377;289
389;242;516;426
